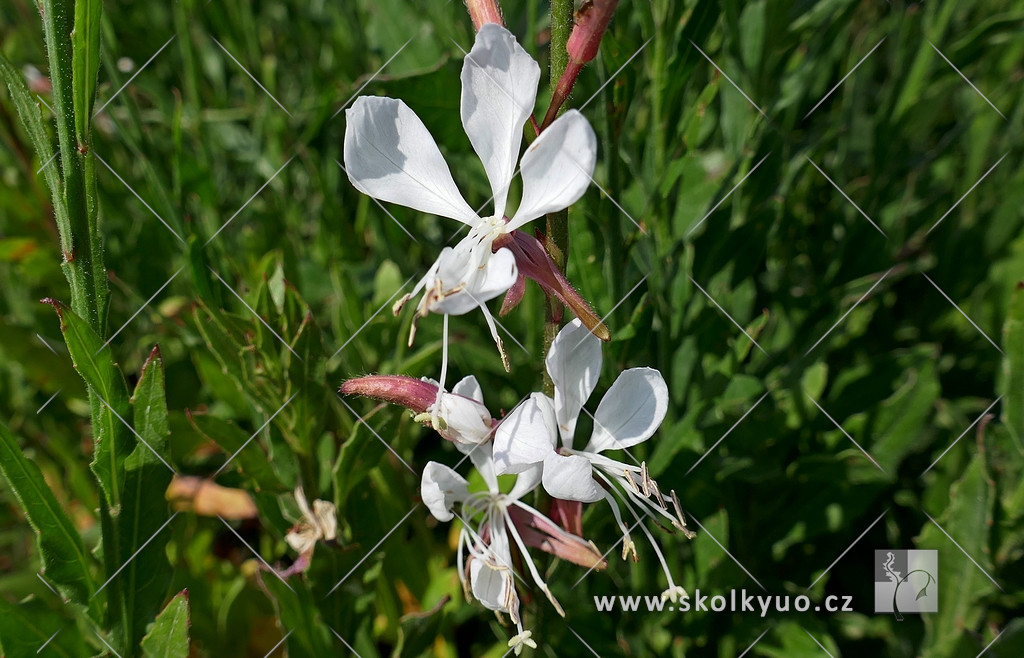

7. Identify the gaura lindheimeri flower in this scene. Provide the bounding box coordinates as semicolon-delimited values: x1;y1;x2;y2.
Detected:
339;374;494;446
343;23;601;365
422;440;606;654
492;319;695;601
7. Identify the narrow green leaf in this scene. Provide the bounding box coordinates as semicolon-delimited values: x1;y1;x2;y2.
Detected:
140;591;190;658
1002;282;1024;454
921;454;996;654
0;50;70;250
71;0;102;144
116;346;176;651
0;423;95;604
43;298;132;507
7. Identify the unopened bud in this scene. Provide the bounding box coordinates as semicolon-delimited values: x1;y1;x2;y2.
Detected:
340;375;438;413
465;0;504;30
567;0;619;65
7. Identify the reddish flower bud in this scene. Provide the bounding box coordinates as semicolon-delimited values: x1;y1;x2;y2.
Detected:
340;375;438;414
465;0;504;30
567;0;619;66
541;0;620;130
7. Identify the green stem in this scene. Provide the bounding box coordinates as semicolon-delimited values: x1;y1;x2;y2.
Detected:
542;0;573;395
41;0;115;642
41;0;107;332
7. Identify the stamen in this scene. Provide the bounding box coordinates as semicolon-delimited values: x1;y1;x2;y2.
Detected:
503;508;566;617
589;481;636;561
392;292;412;316
640;461;651;497
607;479;683;595
432;314;450;429
648;479;667;510
623;470;641;495
671;490;696;539
478;303;510;371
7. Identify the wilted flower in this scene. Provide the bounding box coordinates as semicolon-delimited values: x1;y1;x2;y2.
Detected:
285;487;338;556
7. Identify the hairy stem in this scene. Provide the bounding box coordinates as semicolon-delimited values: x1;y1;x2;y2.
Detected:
41;0;107;332
542;0;574;394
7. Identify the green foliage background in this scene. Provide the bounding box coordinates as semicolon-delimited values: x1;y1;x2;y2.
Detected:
1;0;1023;655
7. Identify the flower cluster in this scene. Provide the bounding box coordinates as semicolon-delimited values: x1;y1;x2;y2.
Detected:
338;19;693;654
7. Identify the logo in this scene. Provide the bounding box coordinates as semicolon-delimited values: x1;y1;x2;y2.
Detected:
873;549;938;619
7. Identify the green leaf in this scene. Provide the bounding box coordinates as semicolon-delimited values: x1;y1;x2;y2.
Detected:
0;422;95;604
187;412;286;492
0;598;91;658
43;299;133;507
262;577;334;657
0;50;69;247
116;346;176;650
72;0;102;144
140;591;190;658
1001;282;1024;454
921;454;996;654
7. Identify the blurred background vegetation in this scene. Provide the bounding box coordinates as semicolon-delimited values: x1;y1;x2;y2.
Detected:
1;0;1023;655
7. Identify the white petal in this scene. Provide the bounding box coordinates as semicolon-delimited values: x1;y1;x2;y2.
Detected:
586;367;669;453
455;440;499;493
420;461;469;522
433;245;518;315
508;463;543;501
470;553;517;615
433;391;494;445
546;318;602;448
344;96;479;225
452;375;484;403
420;242;518;316
541;452;603;502
493;393;558;475
507;110;597;230
461;24;540;219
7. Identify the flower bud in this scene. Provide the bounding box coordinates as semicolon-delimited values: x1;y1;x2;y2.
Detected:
465;0;504;30
340;375;437;413
567;0;619;66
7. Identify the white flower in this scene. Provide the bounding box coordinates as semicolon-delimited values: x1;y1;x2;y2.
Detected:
422;440;605;645
492;319;695;598
343;24;597;360
416;375;495;446
285;487;338;555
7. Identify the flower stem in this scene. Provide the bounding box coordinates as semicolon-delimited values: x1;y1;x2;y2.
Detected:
42;0;108;332
542;0;574;394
